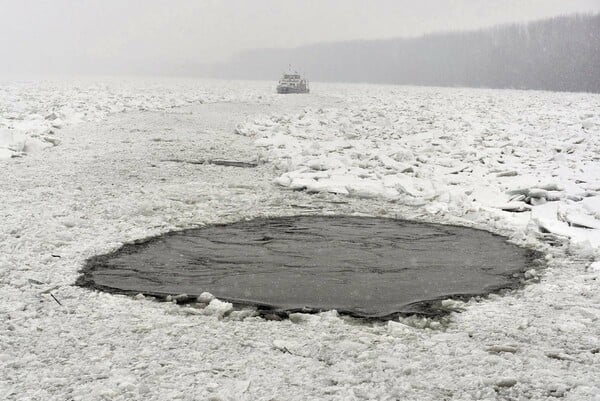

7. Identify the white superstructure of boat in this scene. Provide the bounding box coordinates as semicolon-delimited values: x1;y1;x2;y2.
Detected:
276;70;309;94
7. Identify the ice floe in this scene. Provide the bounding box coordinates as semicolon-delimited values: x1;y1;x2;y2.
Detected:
237;86;600;255
0;77;277;159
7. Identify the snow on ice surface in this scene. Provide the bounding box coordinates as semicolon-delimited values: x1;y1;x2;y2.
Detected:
0;77;275;159
238;85;600;253
1;79;600;400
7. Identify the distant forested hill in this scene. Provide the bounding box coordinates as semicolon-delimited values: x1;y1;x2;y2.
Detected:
202;13;600;93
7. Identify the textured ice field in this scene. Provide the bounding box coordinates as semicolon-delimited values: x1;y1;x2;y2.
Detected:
1;78;600;400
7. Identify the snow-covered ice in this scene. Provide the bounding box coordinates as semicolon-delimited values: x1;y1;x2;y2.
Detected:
237;86;600;252
0;77;274;159
1;78;600;400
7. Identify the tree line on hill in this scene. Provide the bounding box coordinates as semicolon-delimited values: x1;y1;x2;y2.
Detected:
201;13;600;93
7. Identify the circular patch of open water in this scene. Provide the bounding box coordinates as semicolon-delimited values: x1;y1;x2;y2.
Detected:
78;216;540;318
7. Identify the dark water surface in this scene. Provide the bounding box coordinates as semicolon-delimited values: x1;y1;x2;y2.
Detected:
78;216;538;318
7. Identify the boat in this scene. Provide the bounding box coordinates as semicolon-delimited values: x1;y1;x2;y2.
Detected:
276;70;309;94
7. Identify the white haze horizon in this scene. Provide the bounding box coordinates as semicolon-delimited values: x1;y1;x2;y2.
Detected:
1;0;600;77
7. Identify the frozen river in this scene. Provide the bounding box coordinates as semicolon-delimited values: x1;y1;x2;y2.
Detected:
1;78;600;400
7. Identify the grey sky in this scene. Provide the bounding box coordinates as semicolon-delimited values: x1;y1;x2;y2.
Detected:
1;0;599;75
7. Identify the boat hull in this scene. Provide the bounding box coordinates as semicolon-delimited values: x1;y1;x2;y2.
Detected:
276;86;309;94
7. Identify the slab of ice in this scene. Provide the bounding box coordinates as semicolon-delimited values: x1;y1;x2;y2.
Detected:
237;88;600;255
